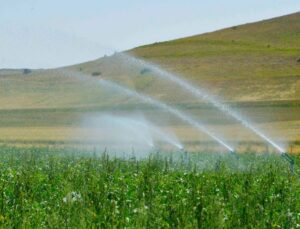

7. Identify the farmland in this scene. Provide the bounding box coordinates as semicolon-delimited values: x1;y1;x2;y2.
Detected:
0;146;299;228
0;11;300;228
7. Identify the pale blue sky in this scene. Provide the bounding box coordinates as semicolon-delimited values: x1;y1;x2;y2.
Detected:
1;0;299;69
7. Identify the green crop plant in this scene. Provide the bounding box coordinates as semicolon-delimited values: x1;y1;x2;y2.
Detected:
0;146;299;228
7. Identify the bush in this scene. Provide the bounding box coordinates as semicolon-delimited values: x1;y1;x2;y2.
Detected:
23;69;32;75
91;72;101;77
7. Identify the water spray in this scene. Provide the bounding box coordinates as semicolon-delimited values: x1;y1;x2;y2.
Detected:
116;53;300;173
132;119;184;150
118;54;285;154
98;79;234;152
60;70;234;152
112;115;183;150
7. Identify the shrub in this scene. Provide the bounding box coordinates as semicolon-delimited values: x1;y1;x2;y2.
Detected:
23;69;32;75
91;71;101;77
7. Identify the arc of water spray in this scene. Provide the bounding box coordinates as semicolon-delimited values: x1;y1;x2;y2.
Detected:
118;54;285;154
113;117;155;148
60;70;234;152
98;80;234;152
133;120;184;150
117;117;183;150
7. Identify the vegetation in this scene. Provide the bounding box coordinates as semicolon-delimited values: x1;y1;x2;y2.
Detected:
0;146;299;228
22;69;31;75
91;71;101;77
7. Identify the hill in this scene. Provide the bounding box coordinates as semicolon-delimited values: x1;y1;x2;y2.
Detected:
73;12;300;103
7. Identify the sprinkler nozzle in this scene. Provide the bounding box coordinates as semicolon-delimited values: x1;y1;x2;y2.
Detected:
179;146;185;151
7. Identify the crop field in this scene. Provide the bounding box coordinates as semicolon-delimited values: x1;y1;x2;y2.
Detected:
0;146;299;228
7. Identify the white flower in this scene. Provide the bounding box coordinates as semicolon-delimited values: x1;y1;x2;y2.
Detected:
287;209;293;217
63;191;82;203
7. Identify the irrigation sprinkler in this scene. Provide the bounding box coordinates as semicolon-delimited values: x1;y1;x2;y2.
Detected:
183;150;190;165
230;150;240;159
281;152;295;174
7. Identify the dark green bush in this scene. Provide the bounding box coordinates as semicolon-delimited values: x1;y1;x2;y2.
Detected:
91;72;101;77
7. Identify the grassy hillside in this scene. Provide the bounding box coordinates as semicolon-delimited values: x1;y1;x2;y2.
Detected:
134;12;300;101
73;12;300;103
0;12;299;152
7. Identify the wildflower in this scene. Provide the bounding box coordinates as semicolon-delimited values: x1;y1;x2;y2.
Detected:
63;191;82;204
287;209;293;218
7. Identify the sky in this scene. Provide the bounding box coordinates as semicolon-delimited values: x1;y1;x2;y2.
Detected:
1;0;300;69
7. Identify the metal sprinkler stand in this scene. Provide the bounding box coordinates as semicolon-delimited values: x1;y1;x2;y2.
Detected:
183;150;190;165
230;150;239;159
281;152;295;174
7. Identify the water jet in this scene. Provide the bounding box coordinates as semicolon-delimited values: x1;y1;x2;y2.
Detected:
60;69;234;152
117;54;285;154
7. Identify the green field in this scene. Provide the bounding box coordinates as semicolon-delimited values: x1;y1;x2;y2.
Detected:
0;146;299;228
